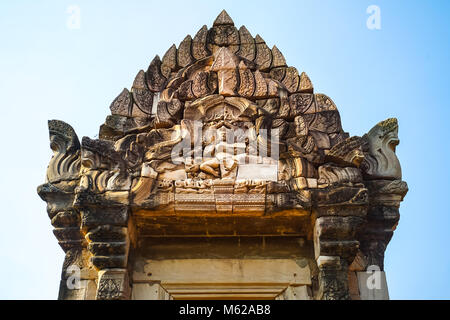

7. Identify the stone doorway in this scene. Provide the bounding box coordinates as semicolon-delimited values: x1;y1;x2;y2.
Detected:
132;259;312;300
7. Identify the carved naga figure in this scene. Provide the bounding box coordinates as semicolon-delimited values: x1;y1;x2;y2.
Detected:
46;120;81;183
361;118;402;180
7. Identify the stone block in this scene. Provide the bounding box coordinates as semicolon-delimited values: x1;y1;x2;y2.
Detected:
316;255;341;269
277;285;311;300
132;283;171;300
96;268;131;300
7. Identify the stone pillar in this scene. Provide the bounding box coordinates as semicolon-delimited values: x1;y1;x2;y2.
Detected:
58;247;97;300
80;207;132;300
73;136;134;300
353;179;408;299
311;186;368;300
360;180;408;270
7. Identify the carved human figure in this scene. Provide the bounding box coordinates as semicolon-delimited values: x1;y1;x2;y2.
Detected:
200;120;257;178
286;116;316;159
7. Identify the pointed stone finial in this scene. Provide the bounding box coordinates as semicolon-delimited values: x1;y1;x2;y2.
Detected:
192;25;210;60
146;55;167;92
271;45;287;68
254;35;272;71
255;34;266;44
213;10;234;26
178;35;194;68
237;26;256;61
162;44;177;70
299;72;313;93
132;70;147;90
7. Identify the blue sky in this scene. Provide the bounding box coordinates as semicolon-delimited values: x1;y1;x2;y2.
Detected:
0;0;448;299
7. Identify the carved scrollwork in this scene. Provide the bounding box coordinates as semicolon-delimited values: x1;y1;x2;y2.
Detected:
326;136;364;168
318;164;363;186
47;120;81;183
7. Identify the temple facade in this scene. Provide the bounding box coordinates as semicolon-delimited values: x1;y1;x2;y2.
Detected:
37;10;407;300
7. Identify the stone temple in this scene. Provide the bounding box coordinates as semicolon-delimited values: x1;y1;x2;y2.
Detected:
37;10;407;300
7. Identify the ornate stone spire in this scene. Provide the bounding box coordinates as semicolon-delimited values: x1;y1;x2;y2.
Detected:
213;9;234;26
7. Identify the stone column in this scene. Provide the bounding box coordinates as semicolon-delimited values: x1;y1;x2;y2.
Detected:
355;179;408;299
312;186;368;300
73;136;134;300
360;180;408;269
80;206;132;300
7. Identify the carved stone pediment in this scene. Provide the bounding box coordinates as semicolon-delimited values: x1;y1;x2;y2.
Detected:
38;10;408;300
36;10;408;231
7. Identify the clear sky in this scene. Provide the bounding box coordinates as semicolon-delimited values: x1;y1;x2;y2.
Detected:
0;0;448;299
